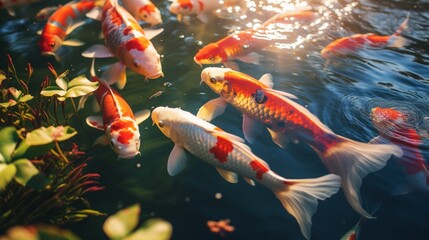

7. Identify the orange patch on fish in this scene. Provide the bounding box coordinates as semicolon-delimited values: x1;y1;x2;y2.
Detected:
117;129;134;144
110;120;136;133
198;0;204;11
139;3;156;14
179;0;193;10
123;26;133;36
250;160;268;180
209;136;233;163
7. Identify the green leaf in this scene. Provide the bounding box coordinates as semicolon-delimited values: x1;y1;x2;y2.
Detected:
14;140;54;160
103;204;140;239
0;70;6;85
56;71;69;91
0;100;16;108
40;86;66;98
65;85;99;99
13;159;39;186
0;164;17;189
68;75;93;87
0;127;19;163
24;126;77;146
123;219;173;240
19;94;34;103
37;224;81;240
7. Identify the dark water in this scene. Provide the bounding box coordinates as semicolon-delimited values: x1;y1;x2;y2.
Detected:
1;0;429;239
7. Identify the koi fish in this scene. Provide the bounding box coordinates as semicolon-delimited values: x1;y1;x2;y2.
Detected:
321;14;409;59
122;0;162;26
82;0;164;89
198;67;403;218
0;0;42;16
261;10;317;27
194;10;317;70
35;5;60;21
152;106;341;240
86;60;150;159
370;107;429;195
169;0;223;23
38;0;101;58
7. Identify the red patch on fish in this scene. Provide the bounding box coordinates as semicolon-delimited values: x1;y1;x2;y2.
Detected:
209;136;233;163
123;26;133;36
179;0;193;10
198;0;204;11
250;160;268;180
139;3;156;14
110;120;136;132
125;38;149;51
117;129;134;144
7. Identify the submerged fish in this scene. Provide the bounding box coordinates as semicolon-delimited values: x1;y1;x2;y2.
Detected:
82;0;163;89
122;0;162;26
321;14;409;59
169;0;228;23
0;0;42;16
86;60;150;159
39;0;100;58
370;106;429;195
35;5;60;21
152;106;341;240
198;67;403;219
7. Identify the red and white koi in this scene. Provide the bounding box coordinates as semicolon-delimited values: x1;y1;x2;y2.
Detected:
321;14;409;59
194;10;317;70
82;0;163;89
0;0;42;16
122;0;162;26
169;0;222;23
38;0;100;57
370;106;429;194
152;106;341;240
86;60;150;159
198;67;403;219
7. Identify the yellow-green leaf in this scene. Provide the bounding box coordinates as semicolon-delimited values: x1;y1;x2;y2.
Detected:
40;86;66;98
13;159;39;186
0;127;19;163
19;94;33;103
123;219;173;240
24;126;77;146
0;164;17;189
103;204;140;239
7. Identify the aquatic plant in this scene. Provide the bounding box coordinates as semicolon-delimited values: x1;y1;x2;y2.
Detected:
0;55;103;231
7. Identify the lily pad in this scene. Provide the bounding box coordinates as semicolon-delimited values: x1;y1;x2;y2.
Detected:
25;126;77;146
0;127;19;164
103;204;140;239
0;164;17;189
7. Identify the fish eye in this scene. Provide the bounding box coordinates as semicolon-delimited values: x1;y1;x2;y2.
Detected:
210;77;216;84
134;61;140;68
158;121;164;128
143;14;147;18
208;57;215;62
49;42;55;47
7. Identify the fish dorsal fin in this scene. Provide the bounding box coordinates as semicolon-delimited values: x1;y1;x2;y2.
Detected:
66;20;86;35
101;62;127;88
93;135;108;146
243;177;255;186
197;97;228;122
167;144;188;176
82;44;114;58
144;28;164;40
259;73;273;88
135;110;151;124
242;115;264;144
216;168;238;183
86;116;104;130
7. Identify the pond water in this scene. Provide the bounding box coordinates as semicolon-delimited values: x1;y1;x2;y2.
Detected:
1;0;429;239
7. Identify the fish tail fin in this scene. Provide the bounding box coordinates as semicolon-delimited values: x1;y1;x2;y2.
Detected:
318;136;403;218
388;12;410;48
274;174;341;240
393;12;410;37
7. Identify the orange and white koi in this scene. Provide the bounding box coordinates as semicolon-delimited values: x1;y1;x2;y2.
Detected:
82;0;163;89
194;10;317;69
198;67;403;218
0;0;42;16
122;0;162;26
321;14;409;59
370;107;429;194
152;106;341;240
86;60;150;159
38;0;100;58
169;0;222;23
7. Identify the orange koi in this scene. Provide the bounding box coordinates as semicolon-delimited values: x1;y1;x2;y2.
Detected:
169;0;222;23
370;107;429;194
321;14;409;59
86;60;150;159
152;106;340;240
198;67;403;219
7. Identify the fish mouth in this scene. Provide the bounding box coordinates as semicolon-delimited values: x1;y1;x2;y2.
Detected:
193;57;202;67
41;51;55;57
146;72;164;79
119;151;140;159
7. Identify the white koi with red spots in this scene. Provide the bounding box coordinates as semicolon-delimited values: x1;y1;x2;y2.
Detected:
82;0;163;89
122;0;162;26
168;0;223;23
86;61;150;159
152;106;341;240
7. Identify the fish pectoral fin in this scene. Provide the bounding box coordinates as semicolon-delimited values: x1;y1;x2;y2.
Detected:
93;135;108;146
197;97;227;121
82;44;114;58
259;73;273;88
368;135;389;144
242;115;265;144
7;8;16;17
62;39;85;47
243;177;255;186
66;20;87;35
77;93;92;111
224;61;239;71
144;28;164;40
267;128;290;148
216;168;238;184
37;29;43;35
167;144;188;176
135;109;151;124
197;13;209;23
86;7;102;21
237;52;261;65
86;116;104;130
101;62;127;88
